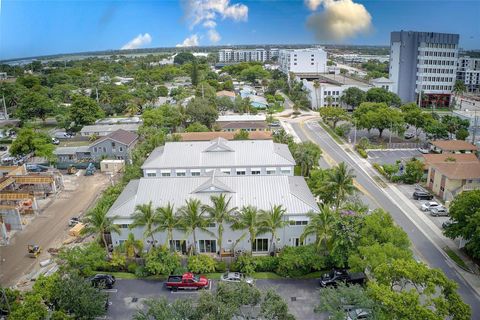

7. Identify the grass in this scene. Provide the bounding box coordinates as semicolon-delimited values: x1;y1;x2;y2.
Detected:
373;176;388;188
443;247;471;271
318;121;344;145
58;140;91;147
294;165;302;176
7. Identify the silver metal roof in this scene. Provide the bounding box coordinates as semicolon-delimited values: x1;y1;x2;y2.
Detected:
107;175;318;219
141;139;295;170
80;123;140;134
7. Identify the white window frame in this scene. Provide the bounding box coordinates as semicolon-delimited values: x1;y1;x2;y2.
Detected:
191;170;201;176
161;170;171;177
220;168;231;175
236;168;246;175
176;170;186;177
252;238;269;252
280;167;291;175
266;167;276;175
251;168;261;175
145;170;157;177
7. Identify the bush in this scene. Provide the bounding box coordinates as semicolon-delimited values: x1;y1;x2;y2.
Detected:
145;245;181;275
58;242;108;275
127;263;137;274
134;266;149;278
231;254;256;274
335;123;351;138
215;260;227;273
187;254;216;274
357;137;370;150
253;256;279;272
356;147;368;159
276;245;325;277
231;254;279;274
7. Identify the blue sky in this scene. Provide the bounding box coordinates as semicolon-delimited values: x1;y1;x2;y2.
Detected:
0;0;479;60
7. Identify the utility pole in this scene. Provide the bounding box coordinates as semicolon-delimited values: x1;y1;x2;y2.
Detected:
2;93;7;120
472;110;478;146
95;87;99;103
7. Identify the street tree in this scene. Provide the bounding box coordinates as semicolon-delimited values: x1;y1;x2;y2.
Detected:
179;199;213;255
444;190;480;259
300;205;337;253
291;141;322;176
9;128;54;161
318;106;348;128
341;87;366;109
325;162;357;209
402;158;424;184
401;103;432;137
203;194;237;259
130;201;161;250
17;91;54;122
423;119;449;140
441;115;470;139
366;87;401;107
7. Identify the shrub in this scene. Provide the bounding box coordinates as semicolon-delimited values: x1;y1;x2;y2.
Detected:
134;266;149;278
188;254;216;274
232;254;256;274
276;245;325;277
144;245;181;275
127;263;137;274
356;147;368;159
335;123;352;138
253;256;279;272
57;242;108;275
357;137;370;150
215;260;227;273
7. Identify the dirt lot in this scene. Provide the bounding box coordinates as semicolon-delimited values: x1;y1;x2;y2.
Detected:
0;171;111;287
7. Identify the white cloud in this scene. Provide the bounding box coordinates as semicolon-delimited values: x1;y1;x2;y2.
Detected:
183;0;248;28
176;34;200;47
304;0;323;11
306;0;372;41
203;20;217;28
208;29;221;43
121;33;152;50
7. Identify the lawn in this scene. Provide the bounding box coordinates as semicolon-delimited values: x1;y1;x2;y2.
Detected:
318;121;344;145
443;247;470;271
58;140;91;147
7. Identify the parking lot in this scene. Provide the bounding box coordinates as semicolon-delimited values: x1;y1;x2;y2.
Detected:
107;278;324;320
367;149;421;165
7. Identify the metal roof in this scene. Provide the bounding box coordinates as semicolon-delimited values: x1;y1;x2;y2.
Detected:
80;123;140;134
107;175;318;219
141;139;295;170
53;146;90;155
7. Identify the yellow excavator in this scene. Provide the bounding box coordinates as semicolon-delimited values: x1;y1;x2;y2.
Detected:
28;244;41;258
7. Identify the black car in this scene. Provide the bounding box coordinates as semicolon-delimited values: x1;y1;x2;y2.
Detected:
90;274;116;289
413;189;433;200
319;269;366;287
0;145;7;151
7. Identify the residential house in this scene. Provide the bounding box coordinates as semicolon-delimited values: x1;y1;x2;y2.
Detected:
216;114;268;132
54;146;92;162
423;153;480;201
80;123;140;137
216;90;236;100
430;140;478;154
90;129;139;161
141;138;295;178
107;173;319;253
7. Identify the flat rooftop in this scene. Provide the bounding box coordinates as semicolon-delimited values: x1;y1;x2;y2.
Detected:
318;73;370;87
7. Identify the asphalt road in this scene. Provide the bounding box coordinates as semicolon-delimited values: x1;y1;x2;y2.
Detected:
291;119;480;319
107;278;324;320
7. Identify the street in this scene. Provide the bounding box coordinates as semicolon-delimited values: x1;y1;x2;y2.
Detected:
0;173;110;287
290;119;480;318
107;278;323;320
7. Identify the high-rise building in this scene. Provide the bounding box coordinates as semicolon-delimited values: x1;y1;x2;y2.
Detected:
218;48;274;63
457;56;480;93
278;48;327;76
389;31;459;107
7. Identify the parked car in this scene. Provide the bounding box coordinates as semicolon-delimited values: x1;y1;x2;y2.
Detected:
269;121;280;127
220;272;255;286
0;145;7;151
413;188;433;200
319;269;366;287
417;147;430;154
26;164;49;172
442;220;452;229
404;132;415;139
90;274;116;289
68;217;80;227
421;201;441;211
165;272;209;291
346;308;371;320
51;137;60;145
54;131;73;139
430;207;449;217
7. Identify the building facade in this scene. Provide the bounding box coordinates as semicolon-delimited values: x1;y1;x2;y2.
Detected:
279;48;327;76
457;56;480;93
389;31;459;107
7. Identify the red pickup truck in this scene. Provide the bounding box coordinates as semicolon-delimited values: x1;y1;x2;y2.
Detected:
165;272;209;291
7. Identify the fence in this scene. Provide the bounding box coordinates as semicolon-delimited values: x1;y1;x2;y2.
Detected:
386;142;424;149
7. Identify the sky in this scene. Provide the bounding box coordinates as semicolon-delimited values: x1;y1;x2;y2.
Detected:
0;0;479;60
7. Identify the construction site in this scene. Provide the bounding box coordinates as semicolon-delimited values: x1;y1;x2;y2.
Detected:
0;165;63;245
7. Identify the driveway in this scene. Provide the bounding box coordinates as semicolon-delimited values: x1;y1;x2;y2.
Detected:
107;278;324;320
367;149;421;165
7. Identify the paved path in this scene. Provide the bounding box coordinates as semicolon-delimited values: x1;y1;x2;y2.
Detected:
0;173;110;287
289;118;480;318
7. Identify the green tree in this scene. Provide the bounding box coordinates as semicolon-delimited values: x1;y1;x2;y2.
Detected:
122;233;144;260
452;80;467;98
195;81;216;100
444;190;480;258
307;168;337;202
82;205;120;254
292;141;322;177
261;289;295;320
402;158;424;184
144;245;181;275
174;52;195;65
191;58;199;86
260;205;287;253
134;298;196;320
17;91;54;122
272;129;294;145
301;205;337;253
401;103;432;137
233;129;249;140
354;102;404;138
456;127;469;140
8;293;48;320
240;65;269;83
424;119;449;140
441;115;470;139
130;201;161;250
232;206;269;253
70;95;105;126
203;194;237;258
325;162;357;209
155;203;183;248
9;128;54;161
179;198;212;255
142;105;183;131
318;106;348;128
366;87;401;107
185;122;209;132
57;242;108;275
341;87;366;110
185;98;218;128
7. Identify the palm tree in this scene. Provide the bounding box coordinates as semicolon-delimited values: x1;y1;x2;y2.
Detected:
300;205;337;253
259;205;287;253
231;206;269;253
178;198;212;255
293;142;322;177
326;162;357;210
82;204;120;255
130;201;161;250
155;202;183;248
313;80;320;108
203;194;237;258
123;233;143;260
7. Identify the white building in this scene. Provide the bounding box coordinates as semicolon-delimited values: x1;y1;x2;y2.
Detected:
219;49;268;63
389;31;459;107
278;48;327;76
457;56;480;93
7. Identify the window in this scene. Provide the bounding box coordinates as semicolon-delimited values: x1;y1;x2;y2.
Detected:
191;170;200;176
206;222;216;228
236;169;246;175
289;220;308;226
147;172;156;177
161;170;171;177
291;238;304;247
118;224;130;229
221;168;231;175
103;147;107;152
112;142;116;147
119;147;123;152
176;171;186;177
252;238;268;252
93;147;97;152
266;167;276;175
199;240;217;253
251;168;261;175
281;167;291;175
170;240;186;253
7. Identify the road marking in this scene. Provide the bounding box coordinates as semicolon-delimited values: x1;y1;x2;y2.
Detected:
103;289;117;293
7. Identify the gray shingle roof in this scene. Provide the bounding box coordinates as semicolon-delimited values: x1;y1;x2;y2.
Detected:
91;129;139;147
141;139;295;170
107;175;318;219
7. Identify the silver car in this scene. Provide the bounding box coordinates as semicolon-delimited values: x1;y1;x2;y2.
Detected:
430;207;449;217
220;272;255;286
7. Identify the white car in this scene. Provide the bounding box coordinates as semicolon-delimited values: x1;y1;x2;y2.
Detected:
418;147;430;154
430;207;449;217
421;201;441;212
220;272;255;286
